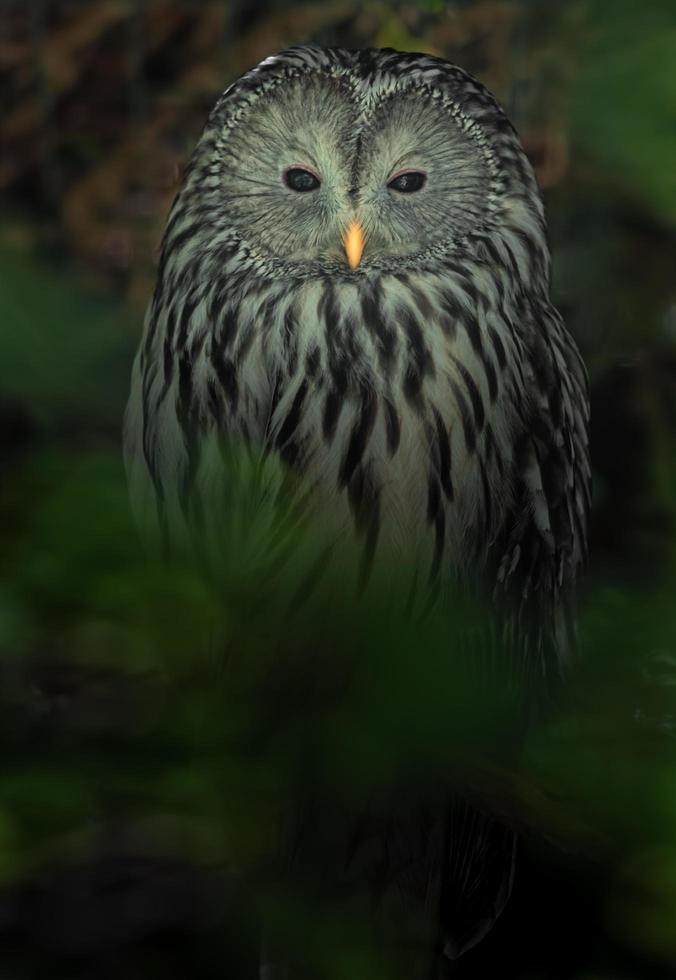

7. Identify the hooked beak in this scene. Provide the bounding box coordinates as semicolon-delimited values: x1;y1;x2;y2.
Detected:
343;220;365;270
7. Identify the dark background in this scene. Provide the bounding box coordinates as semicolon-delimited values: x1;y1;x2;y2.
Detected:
1;2;676;978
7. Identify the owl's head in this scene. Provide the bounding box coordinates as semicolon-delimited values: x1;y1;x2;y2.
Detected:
171;47;547;282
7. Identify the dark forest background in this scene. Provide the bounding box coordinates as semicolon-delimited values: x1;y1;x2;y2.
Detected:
1;2;676;978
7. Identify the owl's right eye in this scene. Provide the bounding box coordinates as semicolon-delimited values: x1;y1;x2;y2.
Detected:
283;167;321;192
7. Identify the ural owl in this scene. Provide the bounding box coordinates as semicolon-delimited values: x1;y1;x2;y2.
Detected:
125;45;590;977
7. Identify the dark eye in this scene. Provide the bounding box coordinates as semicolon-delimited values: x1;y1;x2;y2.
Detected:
284;167;321;192
387;170;427;193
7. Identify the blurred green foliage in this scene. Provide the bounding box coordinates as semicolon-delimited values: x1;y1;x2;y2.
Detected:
571;0;676;224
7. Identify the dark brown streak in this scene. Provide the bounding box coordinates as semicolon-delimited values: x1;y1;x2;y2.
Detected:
433;407;453;499
451;356;485;433
339;385;377;487
383;398;401;456
275;380;308;453
449;378;476;454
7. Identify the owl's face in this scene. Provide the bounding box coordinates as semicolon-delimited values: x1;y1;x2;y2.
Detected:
209;63;502;274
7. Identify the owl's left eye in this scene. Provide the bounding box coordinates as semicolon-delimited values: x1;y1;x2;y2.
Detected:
284;167;321;192
387;169;427;193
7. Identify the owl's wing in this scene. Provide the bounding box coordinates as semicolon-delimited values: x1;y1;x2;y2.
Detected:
123;330;165;554
124;284;315;603
429;304;590;963
123;288;279;563
122;299;203;558
492;299;591;690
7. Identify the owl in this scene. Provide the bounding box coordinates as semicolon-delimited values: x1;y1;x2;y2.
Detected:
124;46;590;977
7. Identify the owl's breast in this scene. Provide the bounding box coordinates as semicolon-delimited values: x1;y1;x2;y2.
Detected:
255;273;523;581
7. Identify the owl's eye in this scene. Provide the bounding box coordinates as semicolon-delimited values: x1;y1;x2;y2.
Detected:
387;170;427;193
284;167;321;192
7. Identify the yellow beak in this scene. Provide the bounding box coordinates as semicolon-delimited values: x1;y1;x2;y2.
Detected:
343;220;365;269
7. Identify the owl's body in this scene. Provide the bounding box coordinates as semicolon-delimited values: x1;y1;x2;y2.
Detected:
125;45;590;974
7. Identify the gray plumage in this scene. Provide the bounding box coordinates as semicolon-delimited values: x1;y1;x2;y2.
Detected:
124;45;590;974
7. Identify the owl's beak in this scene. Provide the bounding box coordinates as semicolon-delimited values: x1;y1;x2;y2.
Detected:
343;220;365;269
